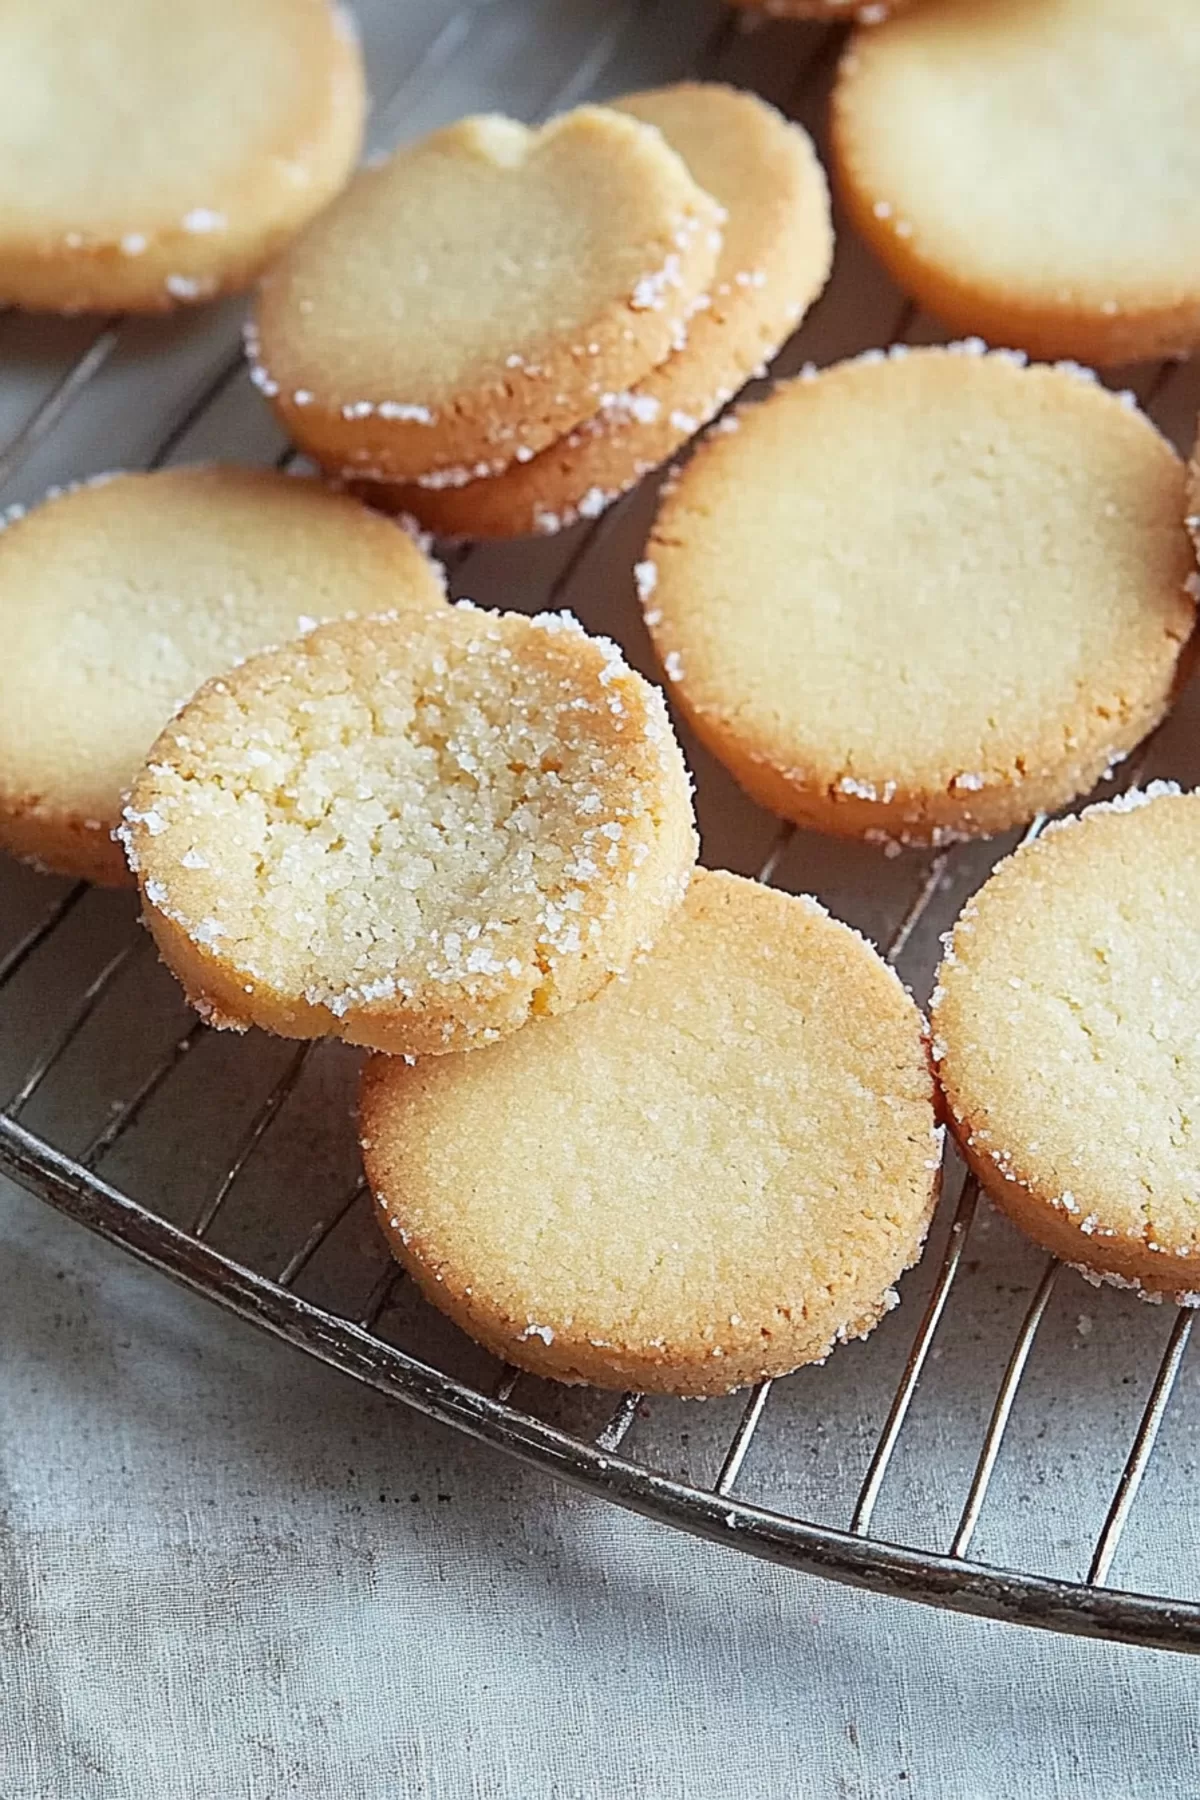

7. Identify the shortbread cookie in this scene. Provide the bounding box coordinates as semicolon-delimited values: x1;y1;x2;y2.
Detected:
833;0;1200;364
125;607;697;1056
253;107;723;485
643;348;1195;847
362;869;940;1395
933;787;1200;1302
368;85;832;538
0;0;364;313
0;466;443;885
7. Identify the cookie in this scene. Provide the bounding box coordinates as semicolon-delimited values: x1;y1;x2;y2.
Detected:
124;607;697;1057
933;786;1200;1303
252;107;724;486
0;466;444;886
643;347;1196;848
365;84;832;538
362;869;940;1396
832;0;1200;364
0;0;364;313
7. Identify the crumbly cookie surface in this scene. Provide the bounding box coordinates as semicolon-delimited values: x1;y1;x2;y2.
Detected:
832;0;1200;364
254;106;723;484
370;83;832;538
125;606;697;1056
933;787;1200;1302
363;869;940;1396
643;347;1195;847
0;465;443;884
0;0;364;312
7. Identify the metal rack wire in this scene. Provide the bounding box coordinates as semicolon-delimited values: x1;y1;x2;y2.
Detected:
3;0;1200;1654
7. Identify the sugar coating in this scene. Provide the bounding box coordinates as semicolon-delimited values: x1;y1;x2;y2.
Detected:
127;606;697;1055
643;347;1195;845
933;789;1200;1300
362;869;940;1396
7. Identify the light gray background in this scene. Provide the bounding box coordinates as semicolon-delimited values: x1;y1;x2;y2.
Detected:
4;3;1200;1794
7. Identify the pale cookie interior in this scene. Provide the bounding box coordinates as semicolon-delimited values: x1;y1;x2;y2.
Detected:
0;465;444;885
255;106;723;478
125;607;696;1055
645;349;1195;843
833;0;1200;359
363;869;940;1396
0;0;363;307
933;787;1200;1300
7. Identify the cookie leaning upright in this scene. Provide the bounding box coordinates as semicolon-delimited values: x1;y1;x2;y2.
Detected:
370;83;832;538
642;347;1196;847
0;0;364;312
932;787;1200;1303
363;870;941;1396
0;465;445;885
125;608;697;1057
832;0;1200;364
253;107;724;485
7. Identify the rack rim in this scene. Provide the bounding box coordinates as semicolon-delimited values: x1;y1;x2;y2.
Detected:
5;1108;1200;1656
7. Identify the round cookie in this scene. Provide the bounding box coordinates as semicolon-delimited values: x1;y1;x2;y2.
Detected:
0;0;364;313
362;869;941;1396
124;607;697;1057
252;107;724;485
365;84;833;538
0;465;444;885
832;0;1200;365
933;786;1200;1303
642;347;1196;847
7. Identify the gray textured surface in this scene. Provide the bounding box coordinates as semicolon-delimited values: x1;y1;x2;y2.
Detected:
4;3;1200;1794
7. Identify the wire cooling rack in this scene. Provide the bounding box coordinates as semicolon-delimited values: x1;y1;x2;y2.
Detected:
4;0;1200;1655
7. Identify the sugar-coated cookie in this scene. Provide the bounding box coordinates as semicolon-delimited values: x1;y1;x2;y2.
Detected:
0;466;444;885
367;84;832;538
933;787;1200;1303
253;108;724;486
643;347;1195;848
125;607;697;1057
0;0;364;313
832;0;1200;365
362;869;940;1396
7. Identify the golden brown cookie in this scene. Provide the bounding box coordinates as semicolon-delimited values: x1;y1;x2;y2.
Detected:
0;0;364;313
643;347;1196;847
252;107;723;485
362;869;941;1396
0;466;444;885
933;786;1200;1303
832;0;1200;364
125;607;697;1056
366;84;832;538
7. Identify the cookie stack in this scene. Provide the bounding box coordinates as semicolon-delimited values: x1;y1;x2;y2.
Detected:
248;85;833;537
119;601;939;1397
